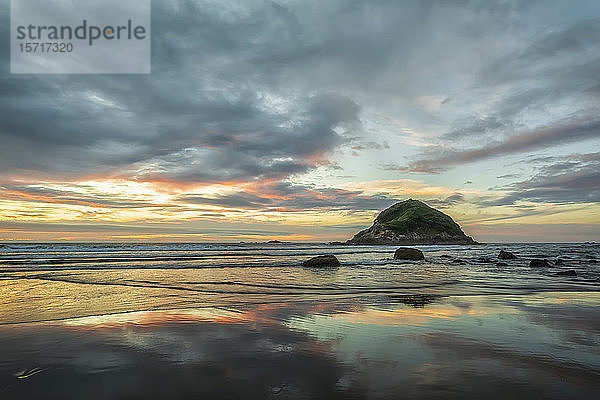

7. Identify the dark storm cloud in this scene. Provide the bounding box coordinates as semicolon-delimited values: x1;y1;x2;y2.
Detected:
0;0;364;183
0;184;167;208
424;193;465;208
443;116;515;142
406;117;600;173
472;17;600;124
0;0;548;182
179;192;274;209
403;11;600;173
177;183;398;212
482;16;600;88
1;0;600;190
488;152;600;205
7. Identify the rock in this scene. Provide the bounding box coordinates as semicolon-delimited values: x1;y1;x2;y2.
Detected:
556;270;577;277
498;250;517;260
440;254;452;259
328;241;344;246
530;259;552;268
475;257;493;263
452;259;467;265
394;247;425;260
302;255;340;268
346;199;477;245
554;258;565;266
391;294;439;308
496;262;509;266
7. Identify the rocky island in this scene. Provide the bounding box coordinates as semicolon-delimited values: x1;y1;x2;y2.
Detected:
346;199;477;245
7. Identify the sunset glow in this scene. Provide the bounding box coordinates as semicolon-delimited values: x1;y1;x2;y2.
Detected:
2;0;599;243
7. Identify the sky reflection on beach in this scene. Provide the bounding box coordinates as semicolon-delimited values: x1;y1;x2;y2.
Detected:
1;293;599;399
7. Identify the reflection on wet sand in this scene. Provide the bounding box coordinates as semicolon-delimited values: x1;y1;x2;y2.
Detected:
1;293;599;399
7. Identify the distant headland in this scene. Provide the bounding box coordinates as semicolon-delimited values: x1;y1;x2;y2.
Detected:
346;199;477;245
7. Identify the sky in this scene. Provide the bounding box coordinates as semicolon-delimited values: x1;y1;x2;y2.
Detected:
1;0;600;243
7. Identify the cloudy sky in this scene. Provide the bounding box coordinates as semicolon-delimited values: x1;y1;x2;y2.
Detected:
1;0;600;242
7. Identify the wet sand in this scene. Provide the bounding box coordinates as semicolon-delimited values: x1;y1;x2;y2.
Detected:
1;292;599;399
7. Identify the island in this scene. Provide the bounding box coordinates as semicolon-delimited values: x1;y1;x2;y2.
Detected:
346;199;477;245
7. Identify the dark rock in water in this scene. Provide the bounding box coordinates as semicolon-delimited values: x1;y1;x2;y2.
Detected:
394;247;424;260
391;294;439;308
440;254;452;259
302;255;340;268
346;199;476;245
496;262;509;266
554;258;565;266
530;259;552;268
328;241;344;246
498;250;517;260
452;259;467;265
475;257;493;263
556;270;577;277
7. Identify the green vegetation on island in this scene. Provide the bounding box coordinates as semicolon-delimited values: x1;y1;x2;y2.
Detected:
346;199;476;245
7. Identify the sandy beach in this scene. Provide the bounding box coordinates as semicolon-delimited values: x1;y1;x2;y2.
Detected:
1;243;599;399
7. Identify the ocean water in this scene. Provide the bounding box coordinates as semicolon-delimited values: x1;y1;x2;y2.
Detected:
1;242;599;399
1;242;598;322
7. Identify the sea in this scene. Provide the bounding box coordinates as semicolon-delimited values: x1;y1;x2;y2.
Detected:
1;242;599;399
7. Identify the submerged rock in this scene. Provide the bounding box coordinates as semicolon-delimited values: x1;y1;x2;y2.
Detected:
476;257;493;263
302;255;340;268
530;259;552;268
391;294;439;308
556;270;577;277
554;258;565;266
346;199;476;245
394;247;425;260
498;250;517;260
